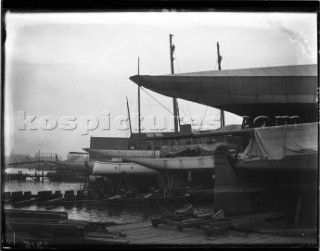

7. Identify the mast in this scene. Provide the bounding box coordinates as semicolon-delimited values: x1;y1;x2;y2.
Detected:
126;96;132;135
169;34;179;133
10;148;14;162
138;57;142;149
217;42;225;127
38;149;41;170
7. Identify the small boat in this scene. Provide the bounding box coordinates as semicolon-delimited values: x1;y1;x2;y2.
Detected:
92;161;160;192
125;155;215;172
92;161;159;176
125;155;216;191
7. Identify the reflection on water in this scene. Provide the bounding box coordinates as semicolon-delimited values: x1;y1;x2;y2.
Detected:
3;168;214;224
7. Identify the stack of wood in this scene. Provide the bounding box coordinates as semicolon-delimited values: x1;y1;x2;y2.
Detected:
3;209;128;248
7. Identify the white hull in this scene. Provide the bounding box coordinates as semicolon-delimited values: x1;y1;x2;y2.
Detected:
92;161;159;176
126;156;215;171
84;148;160;158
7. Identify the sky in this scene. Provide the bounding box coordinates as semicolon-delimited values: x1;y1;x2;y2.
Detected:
4;12;317;159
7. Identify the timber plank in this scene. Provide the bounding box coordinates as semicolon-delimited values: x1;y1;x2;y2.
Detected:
245;235;298;244
125;226;181;236
130;229;201;244
159;235;205;244
203;235;246;244
127;230;181;241
126;227;182;236
196;236;238;244
108;222;151;231
261;236;315;245
132;233;191;244
108;222;317;246
235;236;271;244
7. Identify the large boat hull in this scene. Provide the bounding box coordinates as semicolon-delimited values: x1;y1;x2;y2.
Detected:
230;154;318;188
213;149;318;226
130;65;318;123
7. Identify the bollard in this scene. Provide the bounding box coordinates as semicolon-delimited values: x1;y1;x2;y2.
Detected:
38;191;53;201
88;190;92;200
12;191;23;202
3;192;11;200
64;190;75;200
76;190;84;200
54;191;62;198
23;191;32;200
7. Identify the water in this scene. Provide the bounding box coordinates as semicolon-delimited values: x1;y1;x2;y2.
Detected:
4;168;214;223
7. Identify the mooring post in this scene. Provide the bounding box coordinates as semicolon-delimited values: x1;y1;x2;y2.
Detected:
294;194;303;227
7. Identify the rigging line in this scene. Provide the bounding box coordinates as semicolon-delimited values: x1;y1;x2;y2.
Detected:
175;57;181;73
223;56;230;69
140;87;175;116
141;87;188;125
200;106;209;127
185;100;192;118
177;104;189;118
139;61;151;75
147;91;153;114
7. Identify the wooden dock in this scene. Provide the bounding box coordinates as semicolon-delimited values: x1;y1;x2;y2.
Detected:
106;221;317;246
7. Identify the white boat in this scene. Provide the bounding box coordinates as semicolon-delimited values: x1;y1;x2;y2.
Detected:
125;155;215;172
83;148;160;159
125;156;216;191
92;161;160;191
92;161;159;176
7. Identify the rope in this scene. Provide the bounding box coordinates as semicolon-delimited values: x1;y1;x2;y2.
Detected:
200;106;209;127
175;57;181;73
141;87;175;116
177;105;189;118
141;87;187;125
186;100;192;118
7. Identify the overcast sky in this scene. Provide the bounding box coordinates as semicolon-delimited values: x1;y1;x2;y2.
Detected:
4;12;317;159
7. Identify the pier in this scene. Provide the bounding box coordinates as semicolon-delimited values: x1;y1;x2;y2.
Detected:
3;209;316;247
3;209;127;248
3;189;215;208
106;221;316;246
